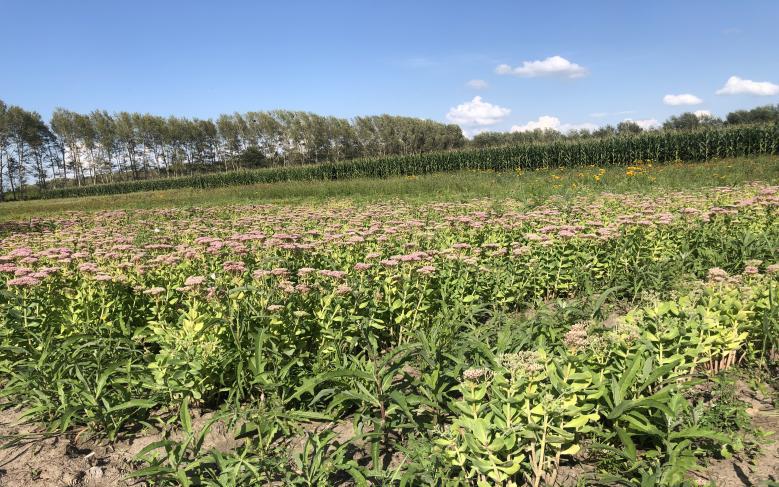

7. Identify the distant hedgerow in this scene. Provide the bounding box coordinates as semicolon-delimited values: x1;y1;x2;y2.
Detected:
37;124;779;200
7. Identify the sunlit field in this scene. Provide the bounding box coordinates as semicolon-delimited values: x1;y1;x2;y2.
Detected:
3;155;778;221
3;1;779;484
1;157;778;485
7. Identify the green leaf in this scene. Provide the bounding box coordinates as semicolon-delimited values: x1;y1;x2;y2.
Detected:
560;443;581;455
616;427;637;461
106;399;157;413
563;414;596;429
591;285;626;318
180;399;192;435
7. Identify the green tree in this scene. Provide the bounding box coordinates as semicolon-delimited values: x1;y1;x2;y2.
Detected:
726;104;779;125
617;121;643;135
0;100;7;200
663;112;700;131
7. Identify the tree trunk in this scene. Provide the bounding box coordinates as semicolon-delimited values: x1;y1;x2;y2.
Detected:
0;149;5;201
15;141;25;200
60;144;68;183
7;157;16;198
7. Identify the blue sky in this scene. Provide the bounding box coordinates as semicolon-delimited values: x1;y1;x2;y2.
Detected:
2;0;778;135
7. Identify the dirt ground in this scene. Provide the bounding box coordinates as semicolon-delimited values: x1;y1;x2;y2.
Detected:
0;405;140;486
1;385;777;486
0;406;239;487
696;383;779;486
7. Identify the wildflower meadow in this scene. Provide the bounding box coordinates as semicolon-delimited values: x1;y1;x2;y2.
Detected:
1;172;778;485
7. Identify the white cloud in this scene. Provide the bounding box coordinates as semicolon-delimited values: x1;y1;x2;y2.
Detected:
446;96;510;126
495;64;513;75
694;110;712;118
510;115;597;133
461;127;489;139
496;55;588;79
510;115;560;132
466;79;489;90
663;93;703;106
624;118;660;130
716;76;779;96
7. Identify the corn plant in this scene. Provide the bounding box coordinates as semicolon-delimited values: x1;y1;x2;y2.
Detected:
38;124;779;200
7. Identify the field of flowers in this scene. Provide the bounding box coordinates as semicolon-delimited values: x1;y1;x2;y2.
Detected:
1;181;779;485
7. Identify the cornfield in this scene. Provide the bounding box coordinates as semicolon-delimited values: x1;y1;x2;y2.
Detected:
37;124;779;199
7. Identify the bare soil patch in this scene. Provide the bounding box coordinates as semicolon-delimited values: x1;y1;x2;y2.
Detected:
0;406;240;487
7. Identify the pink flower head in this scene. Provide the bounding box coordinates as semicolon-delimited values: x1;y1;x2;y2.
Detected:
8;247;33;258
417;265;436;275
335;284;352;295
7;276;41;287
78;262;99;273
564;321;589;350
318;269;347;279
512;246;531;256
354;262;372;271
277;280;296;294
206;287;217;300
184;275;206;286
144;286;166;296
707;267;729;283
223;261;246;274
295;283;312;294
398;253;424;262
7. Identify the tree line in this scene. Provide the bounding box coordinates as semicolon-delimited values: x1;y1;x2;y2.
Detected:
0;101;465;200
38;124;779;201
471;105;779;148
0;100;777;200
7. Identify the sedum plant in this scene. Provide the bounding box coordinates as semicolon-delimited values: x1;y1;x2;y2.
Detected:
436;351;599;486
